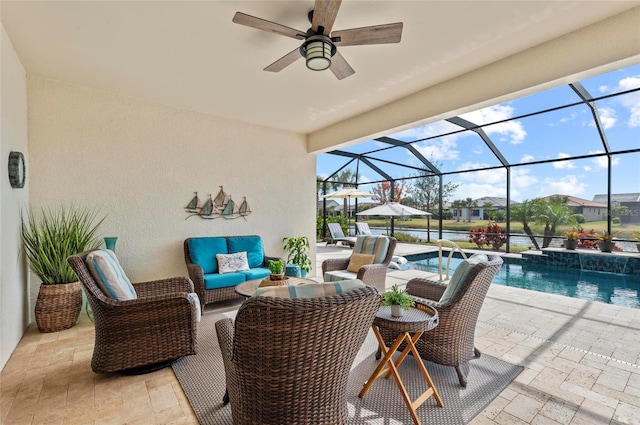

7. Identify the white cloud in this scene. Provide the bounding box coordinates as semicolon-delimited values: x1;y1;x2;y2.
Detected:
537;175;586;197
589;150;621;168
616;76;640;127
520;154;535;163
460;104;527;144
457;164;506;184
512;168;538;189
553;153;576;169
583;165;592;171
548;112;578;127
599;85;609;93
452;182;505;199
414;137;459;161
596;106;617;129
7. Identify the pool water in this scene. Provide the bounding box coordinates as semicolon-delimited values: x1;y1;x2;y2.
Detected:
402;257;640;309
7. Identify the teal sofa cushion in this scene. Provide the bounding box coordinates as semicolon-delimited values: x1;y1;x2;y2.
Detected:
239;268;270;280
228;236;264;269
188;237;228;274
203;272;246;290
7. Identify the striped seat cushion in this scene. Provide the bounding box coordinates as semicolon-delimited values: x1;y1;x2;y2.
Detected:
353;235;390;264
324;270;357;282
253;279;364;298
85;250;137;300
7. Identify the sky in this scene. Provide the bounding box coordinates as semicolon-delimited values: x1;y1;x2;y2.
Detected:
317;64;640;203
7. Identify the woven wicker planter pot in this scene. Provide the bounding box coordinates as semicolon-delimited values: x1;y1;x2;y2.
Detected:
35;281;83;333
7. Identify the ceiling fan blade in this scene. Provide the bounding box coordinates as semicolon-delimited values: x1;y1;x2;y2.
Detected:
312;0;342;35
233;12;306;40
264;48;302;72
333;22;403;46
330;51;355;80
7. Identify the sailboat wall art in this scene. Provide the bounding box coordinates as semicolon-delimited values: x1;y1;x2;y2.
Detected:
185;186;252;220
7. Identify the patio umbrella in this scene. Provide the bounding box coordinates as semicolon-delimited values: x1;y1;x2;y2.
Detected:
323;188;372;235
357;202;431;236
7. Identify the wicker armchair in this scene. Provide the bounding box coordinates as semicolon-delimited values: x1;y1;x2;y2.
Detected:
216;285;381;425
322;235;397;292
379;254;503;386
68;250;199;374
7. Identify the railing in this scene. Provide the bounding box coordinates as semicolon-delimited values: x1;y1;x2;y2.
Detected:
436;239;468;282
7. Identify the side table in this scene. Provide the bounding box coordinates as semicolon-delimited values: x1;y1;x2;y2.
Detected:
359;304;443;425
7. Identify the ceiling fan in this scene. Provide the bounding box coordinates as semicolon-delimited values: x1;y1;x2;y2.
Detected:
232;0;403;80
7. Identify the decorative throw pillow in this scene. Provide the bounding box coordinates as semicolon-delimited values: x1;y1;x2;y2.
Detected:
347;253;375;272
439;254;489;305
217;251;250;274
253;279;364;298
85;250;137;301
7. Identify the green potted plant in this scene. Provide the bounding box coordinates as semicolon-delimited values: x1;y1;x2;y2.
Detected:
21;206;105;332
594;231;619;253
381;284;415;317
282;236;312;277
563;230;579;250
632;232;640;253
267;259;286;281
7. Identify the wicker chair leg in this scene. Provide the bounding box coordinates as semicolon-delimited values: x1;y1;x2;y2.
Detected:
455;366;468;387
223;389;229;405
375;347;382;360
474;347;481;357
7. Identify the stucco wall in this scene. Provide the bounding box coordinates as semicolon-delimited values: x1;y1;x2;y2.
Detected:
1;25;30;371
27;77;316;304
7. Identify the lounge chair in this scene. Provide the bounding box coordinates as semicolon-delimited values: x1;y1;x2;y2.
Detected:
325;222;356;247
355;222;372;235
378;253;503;386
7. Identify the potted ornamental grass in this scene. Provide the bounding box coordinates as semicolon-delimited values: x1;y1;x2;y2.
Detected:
594;231;619;253
632;232;640;253
381;284;415;317
21;206;105;332
563;230;579;250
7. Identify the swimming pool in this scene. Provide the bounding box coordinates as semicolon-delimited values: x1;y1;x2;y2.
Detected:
402;256;640;309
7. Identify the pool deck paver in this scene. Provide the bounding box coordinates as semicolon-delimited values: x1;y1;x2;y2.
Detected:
0;242;638;424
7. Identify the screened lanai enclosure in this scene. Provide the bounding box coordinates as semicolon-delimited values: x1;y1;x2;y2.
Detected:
317;63;640;253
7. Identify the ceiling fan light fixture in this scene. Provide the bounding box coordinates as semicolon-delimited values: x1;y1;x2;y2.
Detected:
301;36;335;71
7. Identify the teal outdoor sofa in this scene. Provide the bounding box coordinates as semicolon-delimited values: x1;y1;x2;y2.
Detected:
184;236;279;307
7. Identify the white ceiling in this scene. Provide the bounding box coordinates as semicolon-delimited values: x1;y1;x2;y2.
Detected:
1;1;638;135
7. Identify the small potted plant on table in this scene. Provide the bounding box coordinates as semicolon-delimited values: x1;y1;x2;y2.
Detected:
268;259;286;281
381;284;415;317
563;230;579;250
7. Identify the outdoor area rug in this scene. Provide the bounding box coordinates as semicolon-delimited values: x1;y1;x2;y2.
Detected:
172;310;523;425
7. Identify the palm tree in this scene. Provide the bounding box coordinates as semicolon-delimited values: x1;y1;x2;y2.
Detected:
535;196;576;248
462;197;478;222
451;199;464;222
511;199;544;250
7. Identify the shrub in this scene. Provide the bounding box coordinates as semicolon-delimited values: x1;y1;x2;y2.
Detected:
468;223;507;250
394;232;421;243
573;214;586;224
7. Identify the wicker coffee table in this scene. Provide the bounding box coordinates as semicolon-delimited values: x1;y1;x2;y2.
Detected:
235;276;316;297
359;304;442;425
